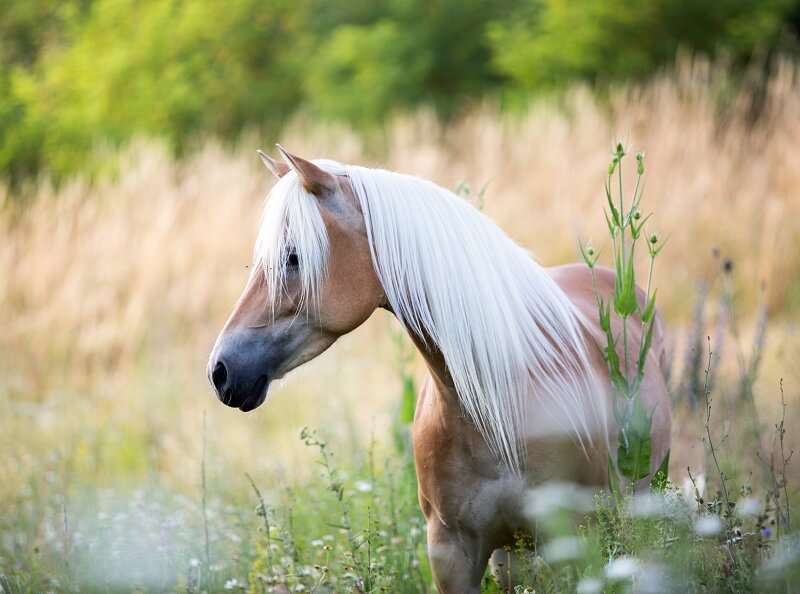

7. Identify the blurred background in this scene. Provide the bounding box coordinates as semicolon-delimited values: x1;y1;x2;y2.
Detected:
1;0;800;591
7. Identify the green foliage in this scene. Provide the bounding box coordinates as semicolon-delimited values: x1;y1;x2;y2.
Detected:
488;0;797;95
3;0;307;180
1;0;797;186
303;20;429;126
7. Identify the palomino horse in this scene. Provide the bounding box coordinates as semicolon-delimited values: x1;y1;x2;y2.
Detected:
207;147;671;593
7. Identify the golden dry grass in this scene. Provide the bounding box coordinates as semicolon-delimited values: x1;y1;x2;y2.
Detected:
1;56;799;506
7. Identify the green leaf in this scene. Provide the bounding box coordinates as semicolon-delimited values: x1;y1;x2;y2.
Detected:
400;376;416;424
614;250;637;317
598;298;610;333
604;210;616;237
605;178;620;228
637;317;656;378
650;449;670;492
607;453;620;499
641;289;657;323
617;395;653;482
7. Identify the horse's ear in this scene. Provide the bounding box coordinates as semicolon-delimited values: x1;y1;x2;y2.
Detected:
275;144;336;196
257;149;290;179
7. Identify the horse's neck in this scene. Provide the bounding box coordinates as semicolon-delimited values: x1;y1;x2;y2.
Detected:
378;302;449;386
408;328;449;382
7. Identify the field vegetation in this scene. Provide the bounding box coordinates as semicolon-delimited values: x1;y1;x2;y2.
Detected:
1;0;798;185
1;54;799;591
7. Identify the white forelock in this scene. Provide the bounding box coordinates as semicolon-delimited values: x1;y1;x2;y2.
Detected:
255;160;605;473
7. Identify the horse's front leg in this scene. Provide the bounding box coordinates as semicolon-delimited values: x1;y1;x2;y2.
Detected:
426;516;490;594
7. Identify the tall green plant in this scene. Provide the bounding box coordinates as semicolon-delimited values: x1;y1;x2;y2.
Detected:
580;143;669;488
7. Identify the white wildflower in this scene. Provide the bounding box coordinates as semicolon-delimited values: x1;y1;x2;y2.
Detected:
630;492;668;518
542;536;583;563
354;480;373;493
761;538;800;573
576;577;604;594
525;482;595;519
636;562;673;593
604;556;641;580
693;515;723;537
736;497;762;518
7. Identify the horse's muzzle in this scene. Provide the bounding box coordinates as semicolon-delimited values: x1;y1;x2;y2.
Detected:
207;331;277;412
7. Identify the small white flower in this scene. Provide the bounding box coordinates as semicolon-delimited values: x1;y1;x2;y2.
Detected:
311;539;324;547
293;585;306;592
604;556;641;580
761;537;800;573
542;536;583;563
189;558;200;568
355;480;373;493
525;482;595;518
636;562;673;593
736;497;762;518
693;515;723;537
630;492;668;518
576;577;604;594
223;578;242;590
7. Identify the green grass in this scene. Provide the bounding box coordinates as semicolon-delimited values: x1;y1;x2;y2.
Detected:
1;351;797;594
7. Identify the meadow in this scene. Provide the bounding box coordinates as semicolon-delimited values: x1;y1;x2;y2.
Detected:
1;56;799;592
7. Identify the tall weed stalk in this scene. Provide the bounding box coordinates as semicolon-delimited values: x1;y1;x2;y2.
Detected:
580;143;669;488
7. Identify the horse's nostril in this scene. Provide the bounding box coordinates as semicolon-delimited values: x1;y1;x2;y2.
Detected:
212;360;228;393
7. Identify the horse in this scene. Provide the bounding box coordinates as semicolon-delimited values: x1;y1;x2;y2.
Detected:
207;146;672;593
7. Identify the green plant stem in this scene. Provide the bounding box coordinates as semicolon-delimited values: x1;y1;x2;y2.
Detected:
617;162;632;384
635;252;657;391
245;472;275;579
201;410;211;579
703;337;730;510
618;157;626;268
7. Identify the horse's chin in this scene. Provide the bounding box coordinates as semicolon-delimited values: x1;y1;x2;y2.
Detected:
237;375;270;412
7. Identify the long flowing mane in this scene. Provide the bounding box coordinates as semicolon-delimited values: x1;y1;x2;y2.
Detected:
255;160;605;473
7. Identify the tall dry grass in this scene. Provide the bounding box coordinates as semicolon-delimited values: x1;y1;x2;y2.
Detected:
1;56;799;499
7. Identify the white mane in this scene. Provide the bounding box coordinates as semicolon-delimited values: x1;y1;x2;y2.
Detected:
255;160;605;473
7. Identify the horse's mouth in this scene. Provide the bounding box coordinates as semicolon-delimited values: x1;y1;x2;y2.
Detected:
220;375;269;412
240;374;270;412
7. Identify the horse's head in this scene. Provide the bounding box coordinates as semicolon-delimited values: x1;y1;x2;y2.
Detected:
207;147;383;411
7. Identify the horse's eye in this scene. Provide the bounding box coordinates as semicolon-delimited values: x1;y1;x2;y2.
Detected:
286;250;299;269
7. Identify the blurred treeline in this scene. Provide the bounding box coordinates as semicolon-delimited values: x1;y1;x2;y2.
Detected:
1;0;798;188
